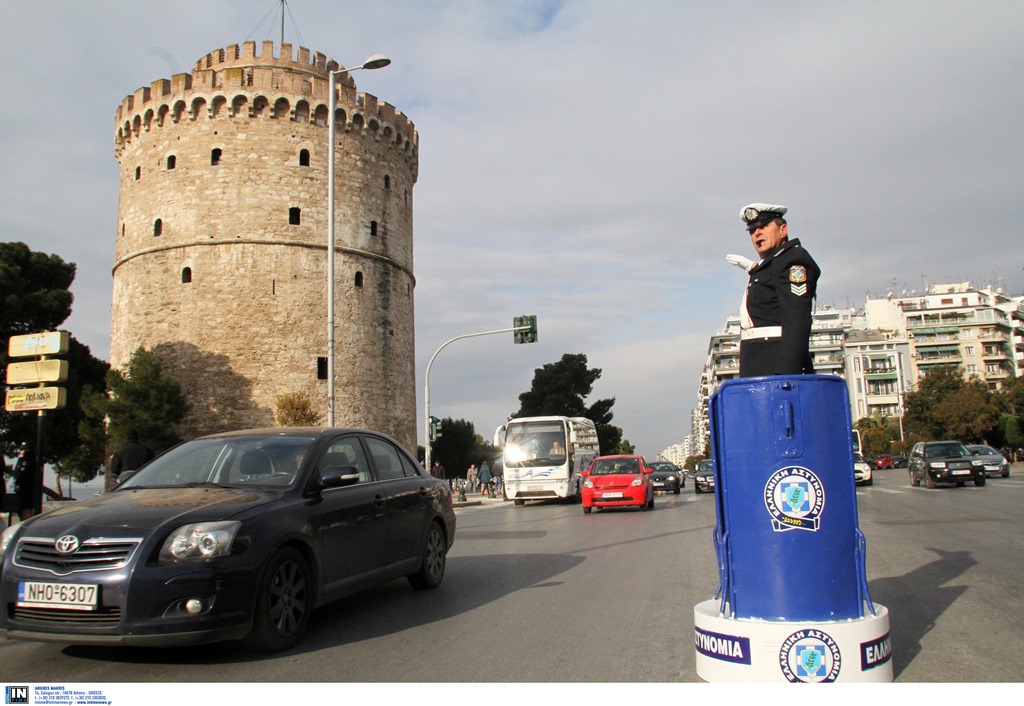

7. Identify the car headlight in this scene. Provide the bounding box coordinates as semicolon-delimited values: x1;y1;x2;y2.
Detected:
159;521;241;562
1;524;22;556
667;475;676;481
928;462;946;469
584;478;594;488
631;476;644;486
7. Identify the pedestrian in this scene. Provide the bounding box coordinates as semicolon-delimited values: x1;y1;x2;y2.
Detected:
110;430;155;483
478;462;492;495
728;203;820;377
13;444;39;520
431;461;447;480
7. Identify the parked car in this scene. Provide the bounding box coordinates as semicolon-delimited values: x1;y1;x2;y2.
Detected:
908;440;986;489
647;461;683;494
694;459;715;494
872;454;894;470
0;428;456;652
854;452;873;486
966;444;1010;478
580;455;654;513
891;455;908;468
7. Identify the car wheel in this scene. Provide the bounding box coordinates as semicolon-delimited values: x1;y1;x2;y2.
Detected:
244;546;312;653
866;478;873;486
974;475;986;487
1002;470;1009;478
514;499;524;506
909;470;919;487
925;474;936;489
583;505;592;514
647;494;655;509
408;521;446;590
673;485;680;495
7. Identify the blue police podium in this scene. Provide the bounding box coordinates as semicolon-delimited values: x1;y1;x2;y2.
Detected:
693;375;892;683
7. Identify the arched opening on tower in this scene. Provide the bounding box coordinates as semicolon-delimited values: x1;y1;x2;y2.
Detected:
355;272;364;288
370;221;378;236
299;149;310;167
167;155;176;169
289;208;301;225
153;219;162;237
181;267;192;284
211;148;222;166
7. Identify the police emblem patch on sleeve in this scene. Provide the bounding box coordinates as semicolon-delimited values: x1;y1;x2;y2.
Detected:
789;265;808;296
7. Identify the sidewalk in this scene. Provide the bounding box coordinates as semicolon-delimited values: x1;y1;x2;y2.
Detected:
452;490;510;509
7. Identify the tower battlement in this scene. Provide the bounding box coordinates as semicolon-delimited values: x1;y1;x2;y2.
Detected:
114;41;417;162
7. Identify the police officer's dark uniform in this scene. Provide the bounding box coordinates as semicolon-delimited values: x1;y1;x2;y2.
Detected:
735;203;820;377
110;430;155;482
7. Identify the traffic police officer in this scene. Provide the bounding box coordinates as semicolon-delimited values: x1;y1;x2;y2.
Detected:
730;203;820;377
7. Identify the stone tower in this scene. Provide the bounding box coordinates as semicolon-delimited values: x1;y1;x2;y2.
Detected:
111;41;419;452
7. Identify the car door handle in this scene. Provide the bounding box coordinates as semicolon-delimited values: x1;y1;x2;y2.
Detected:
373;495;386;507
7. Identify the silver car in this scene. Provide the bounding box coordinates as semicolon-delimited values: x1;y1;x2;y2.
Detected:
966;445;1010;478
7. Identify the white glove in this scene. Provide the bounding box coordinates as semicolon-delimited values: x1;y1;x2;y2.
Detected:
726;253;755;272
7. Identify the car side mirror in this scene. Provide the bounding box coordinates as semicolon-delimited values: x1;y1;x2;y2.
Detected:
321;466;361;489
579;470;589;478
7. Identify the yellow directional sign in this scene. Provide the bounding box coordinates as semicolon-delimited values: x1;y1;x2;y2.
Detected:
6;359;70;385
8;331;70;358
4;387;67;412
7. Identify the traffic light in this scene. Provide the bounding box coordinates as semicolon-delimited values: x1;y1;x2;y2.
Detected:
429;416;443;441
513;314;538;344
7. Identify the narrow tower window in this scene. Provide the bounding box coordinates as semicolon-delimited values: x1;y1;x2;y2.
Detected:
153;219;162;236
384;175;390;189
211;148;222;165
299;149;310;167
370;221;378;236
355;272;364;288
135;166;141;180
316;357;328;380
289;208;301;225
167;155;176;169
181;267;192;283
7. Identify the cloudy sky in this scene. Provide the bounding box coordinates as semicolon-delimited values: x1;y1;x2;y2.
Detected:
2;1;1022;458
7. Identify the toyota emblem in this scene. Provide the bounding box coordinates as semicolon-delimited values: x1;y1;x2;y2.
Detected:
54;535;80;555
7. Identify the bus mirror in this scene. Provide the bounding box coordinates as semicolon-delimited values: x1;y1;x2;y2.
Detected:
493;425;507;448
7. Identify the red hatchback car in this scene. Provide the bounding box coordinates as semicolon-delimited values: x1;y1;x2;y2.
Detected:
581;455;654;514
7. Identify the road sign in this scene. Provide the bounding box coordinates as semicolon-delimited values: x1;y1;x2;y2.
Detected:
6;359;70;385
8;331;70;358
4;387;67;412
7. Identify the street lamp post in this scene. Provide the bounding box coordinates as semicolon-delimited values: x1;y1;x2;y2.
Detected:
327;54;390;426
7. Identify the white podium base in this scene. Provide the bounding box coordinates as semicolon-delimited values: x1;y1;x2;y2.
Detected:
694;599;892;683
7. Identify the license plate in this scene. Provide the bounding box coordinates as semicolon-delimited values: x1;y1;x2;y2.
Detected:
951;470;970;476
653;482;665;487
985;465;1000;471
602;491;623;498
18;581;99;611
527;485;542;491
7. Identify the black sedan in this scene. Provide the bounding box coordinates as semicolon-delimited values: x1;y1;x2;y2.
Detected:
0;428;456;652
694;459;715;494
648;462;683;494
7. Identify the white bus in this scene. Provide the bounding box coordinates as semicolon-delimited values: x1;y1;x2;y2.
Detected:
494;416;601;505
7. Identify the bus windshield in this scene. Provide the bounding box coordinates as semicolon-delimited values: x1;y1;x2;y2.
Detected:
505;421;567;467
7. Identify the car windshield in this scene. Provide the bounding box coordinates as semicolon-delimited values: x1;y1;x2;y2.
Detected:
855;453;865;462
698;461;714;474
924;443;969;459
590;458;640;475
968;445;998;455
118;434;318;489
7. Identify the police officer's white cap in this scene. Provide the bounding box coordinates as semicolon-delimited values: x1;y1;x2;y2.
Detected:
740;203;788;230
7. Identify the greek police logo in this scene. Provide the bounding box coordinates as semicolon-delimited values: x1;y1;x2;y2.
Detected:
764;466;825;532
779;629;842;683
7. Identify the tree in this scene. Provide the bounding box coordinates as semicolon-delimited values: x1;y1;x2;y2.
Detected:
903;365;1001;443
430;417;498;478
82;347;189;489
617;439;636;454
513;353;622;454
903;366;966;440
1;243;109;495
275;391;322;426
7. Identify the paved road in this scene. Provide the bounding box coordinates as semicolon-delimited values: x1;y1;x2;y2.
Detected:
1;467;1021;683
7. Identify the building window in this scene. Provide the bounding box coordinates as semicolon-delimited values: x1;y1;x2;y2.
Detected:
355;272;364;288
370;221;377;236
317;357;328;380
153;219;162;236
211;148;222;165
135;166;141;180
299;149;310;166
965;346;974;356
181;267;192;283
289;208;301;225
167;155;176;169
384;175;390;189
